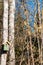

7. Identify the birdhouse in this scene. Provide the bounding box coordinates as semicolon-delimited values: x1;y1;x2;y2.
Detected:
1;43;9;54
3;44;9;51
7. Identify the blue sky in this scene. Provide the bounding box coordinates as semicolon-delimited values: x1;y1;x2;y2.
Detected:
26;0;42;32
16;0;42;32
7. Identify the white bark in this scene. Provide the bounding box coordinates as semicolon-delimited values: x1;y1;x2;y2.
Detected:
1;54;7;65
3;0;8;44
1;0;8;65
9;0;15;65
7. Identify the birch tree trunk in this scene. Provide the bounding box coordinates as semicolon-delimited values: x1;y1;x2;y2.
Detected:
9;0;15;65
1;0;8;65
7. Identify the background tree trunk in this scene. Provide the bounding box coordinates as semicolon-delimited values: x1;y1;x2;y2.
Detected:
37;0;42;64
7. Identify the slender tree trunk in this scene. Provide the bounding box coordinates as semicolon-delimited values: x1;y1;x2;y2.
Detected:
37;36;41;63
37;0;41;24
20;53;23;65
30;35;34;65
41;7;43;65
1;0;8;65
41;3;43;65
27;42;30;65
8;0;15;65
37;0;42;64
